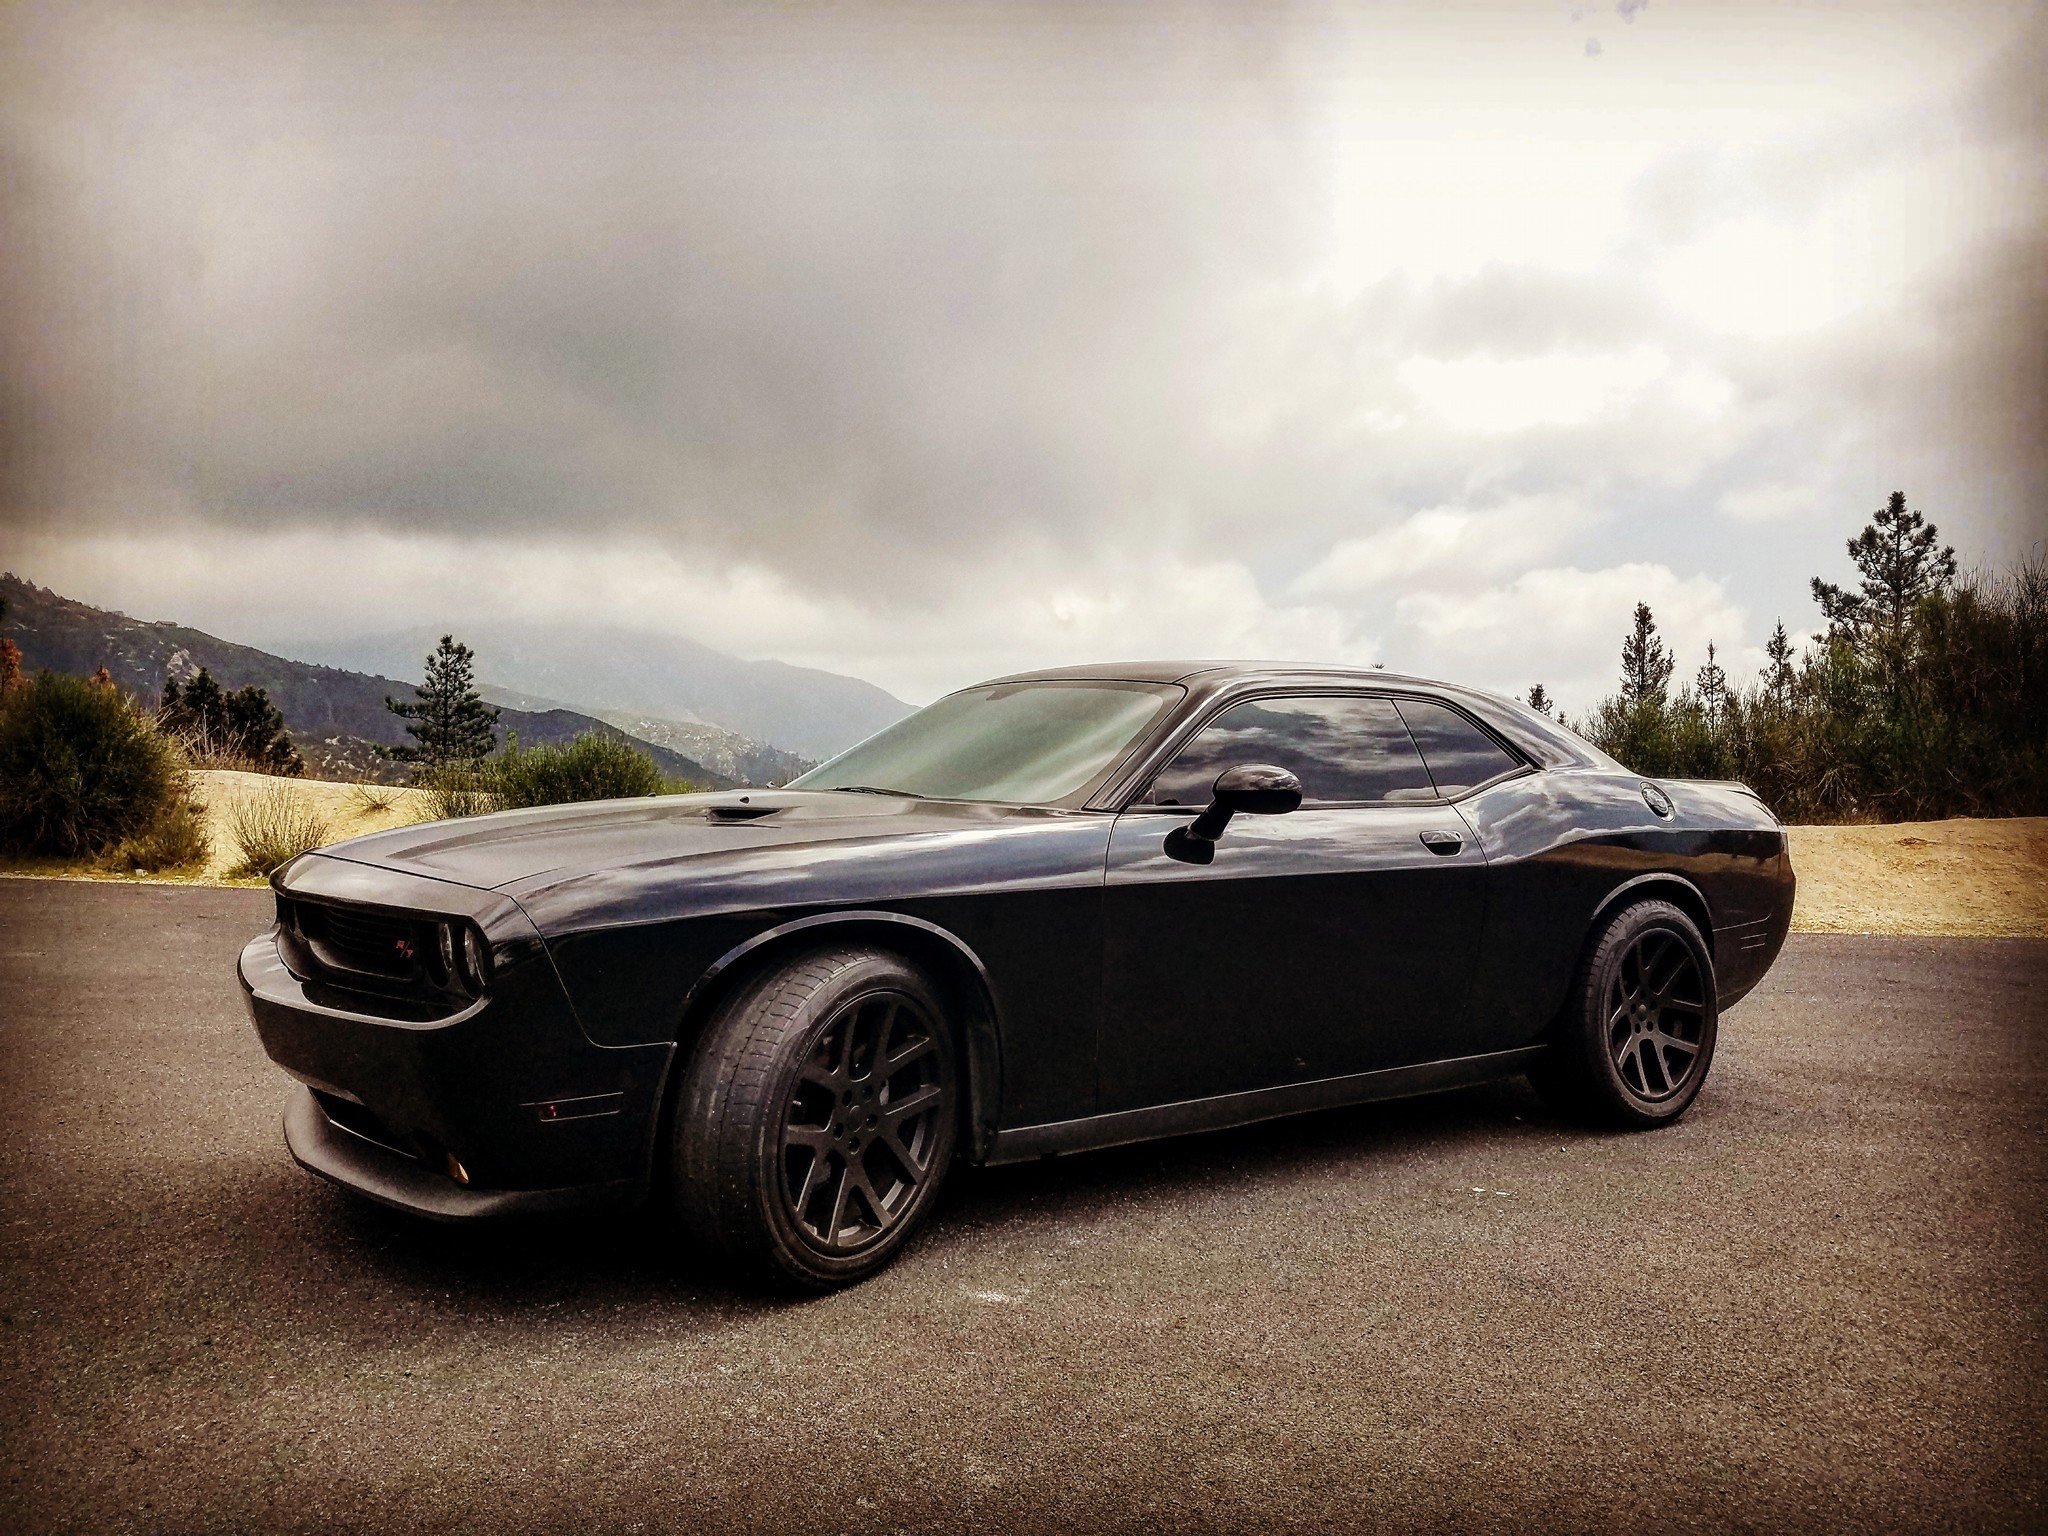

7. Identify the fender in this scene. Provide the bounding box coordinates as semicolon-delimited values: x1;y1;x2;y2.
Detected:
672;908;1007;1163
1588;871;1716;952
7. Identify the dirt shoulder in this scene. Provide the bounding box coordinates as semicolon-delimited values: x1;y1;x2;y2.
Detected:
1787;815;2046;938
5;776;2043;937
185;768;432;880
0;769;431;886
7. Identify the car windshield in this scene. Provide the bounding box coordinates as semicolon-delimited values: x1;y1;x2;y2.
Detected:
790;681;1184;806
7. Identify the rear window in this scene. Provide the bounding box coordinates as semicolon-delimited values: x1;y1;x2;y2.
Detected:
1394;699;1525;796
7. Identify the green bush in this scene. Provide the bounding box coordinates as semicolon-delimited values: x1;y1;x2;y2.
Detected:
99;797;211;874
413;762;495;820
0;672;187;857
486;733;666;809
1580;556;2048;823
158;668;303;775
227;780;332;877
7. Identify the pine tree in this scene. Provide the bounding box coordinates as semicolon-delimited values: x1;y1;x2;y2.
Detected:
1694;641;1727;723
382;635;500;767
1526;683;1555;718
224;685;304;775
1761;620;1795;703
1810;491;1957;647
161;669;227;751
1619;602;1674;709
160;667;303;773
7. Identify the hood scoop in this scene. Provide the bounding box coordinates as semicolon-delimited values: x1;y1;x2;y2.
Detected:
703;803;782;824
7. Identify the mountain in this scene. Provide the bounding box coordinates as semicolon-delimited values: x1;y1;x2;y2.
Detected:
476;685;813;785
280;623;910;761
592;708;814;786
0;575;735;788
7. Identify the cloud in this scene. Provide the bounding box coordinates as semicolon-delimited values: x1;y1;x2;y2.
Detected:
5;522;1378;703
1396;563;1755;713
1717;481;1820;523
1293;493;1590;596
0;1;2040;721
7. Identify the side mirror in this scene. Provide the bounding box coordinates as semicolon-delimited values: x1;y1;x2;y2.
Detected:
1164;763;1303;864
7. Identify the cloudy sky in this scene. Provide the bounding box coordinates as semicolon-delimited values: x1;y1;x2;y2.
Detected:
4;0;2043;710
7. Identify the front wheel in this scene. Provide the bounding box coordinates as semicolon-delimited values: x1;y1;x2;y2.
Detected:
1532;898;1719;1128
669;946;959;1290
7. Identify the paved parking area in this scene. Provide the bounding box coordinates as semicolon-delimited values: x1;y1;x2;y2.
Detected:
1;880;2042;1533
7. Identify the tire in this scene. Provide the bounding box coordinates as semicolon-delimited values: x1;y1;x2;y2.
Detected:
1531;898;1719;1129
669;945;959;1290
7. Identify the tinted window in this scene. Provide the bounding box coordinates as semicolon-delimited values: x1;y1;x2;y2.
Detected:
792;680;1182;805
1144;695;1436;806
1395;699;1524;796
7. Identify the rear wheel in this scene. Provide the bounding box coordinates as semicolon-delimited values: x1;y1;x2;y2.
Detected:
1532;898;1718;1128
670;946;958;1289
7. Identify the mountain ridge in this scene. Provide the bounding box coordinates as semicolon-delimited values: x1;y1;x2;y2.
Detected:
475;684;813;785
280;623;910;761
0;574;737;787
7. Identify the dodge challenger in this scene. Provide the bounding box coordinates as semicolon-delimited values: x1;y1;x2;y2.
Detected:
240;662;1795;1288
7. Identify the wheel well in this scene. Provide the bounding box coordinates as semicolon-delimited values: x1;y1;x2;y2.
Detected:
665;918;1003;1163
1598;876;1716;954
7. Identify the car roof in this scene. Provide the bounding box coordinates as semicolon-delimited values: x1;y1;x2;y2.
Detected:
982;659;1438;687
974;659;1620;778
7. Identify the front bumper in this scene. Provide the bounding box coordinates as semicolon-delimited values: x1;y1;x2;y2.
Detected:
240;855;672;1220
283;1085;639;1220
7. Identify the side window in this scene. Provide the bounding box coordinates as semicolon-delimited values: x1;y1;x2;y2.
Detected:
1394;699;1525;796
1143;695;1437;806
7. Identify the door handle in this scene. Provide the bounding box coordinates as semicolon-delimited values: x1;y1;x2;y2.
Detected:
1419;829;1463;855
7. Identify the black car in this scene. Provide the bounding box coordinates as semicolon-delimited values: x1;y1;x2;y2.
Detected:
241;662;1795;1288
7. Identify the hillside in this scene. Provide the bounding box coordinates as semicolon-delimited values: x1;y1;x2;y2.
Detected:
285;622;910;760
0;575;735;788
477;685;814;785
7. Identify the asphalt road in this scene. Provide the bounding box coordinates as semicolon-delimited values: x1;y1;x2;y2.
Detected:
1;880;2042;1535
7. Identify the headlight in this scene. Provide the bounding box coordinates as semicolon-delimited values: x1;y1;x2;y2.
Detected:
430;920;490;997
460;924;491;993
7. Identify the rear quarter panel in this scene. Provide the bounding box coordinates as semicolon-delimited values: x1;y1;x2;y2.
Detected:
1455;769;1791;1045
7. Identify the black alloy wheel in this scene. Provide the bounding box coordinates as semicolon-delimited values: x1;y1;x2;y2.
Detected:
1604;928;1709;1102
671;946;959;1289
1531;897;1719;1128
781;990;950;1253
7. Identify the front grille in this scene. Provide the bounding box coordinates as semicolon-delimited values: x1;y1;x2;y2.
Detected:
276;893;446;994
273;894;486;1019
304;902;427;978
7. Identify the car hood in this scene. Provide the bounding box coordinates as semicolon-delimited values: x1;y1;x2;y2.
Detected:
309;789;1065;894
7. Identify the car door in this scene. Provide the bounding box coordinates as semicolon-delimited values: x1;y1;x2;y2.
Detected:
1097;691;1495;1114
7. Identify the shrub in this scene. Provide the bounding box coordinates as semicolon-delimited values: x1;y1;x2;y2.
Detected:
1579;555;2048;823
347;781;400;817
227;780;333;877
98;797;211;874
0;672;187;857
413;762;495;820
486;733;666;809
159;668;303;775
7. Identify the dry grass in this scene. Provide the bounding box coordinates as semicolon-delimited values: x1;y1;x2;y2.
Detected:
347;781;402;816
225;779;333;878
170;771;431;881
